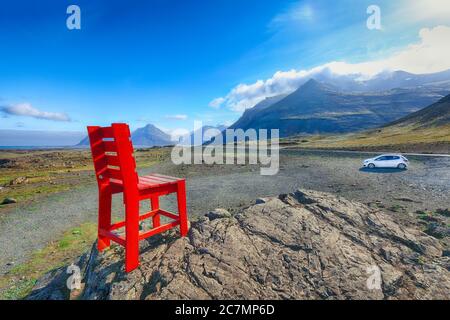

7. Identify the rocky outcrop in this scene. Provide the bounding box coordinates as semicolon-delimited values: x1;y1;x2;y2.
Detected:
28;189;450;300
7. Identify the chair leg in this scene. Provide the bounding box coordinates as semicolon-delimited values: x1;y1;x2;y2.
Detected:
97;186;112;251
151;196;160;228
125;200;140;272
177;180;189;237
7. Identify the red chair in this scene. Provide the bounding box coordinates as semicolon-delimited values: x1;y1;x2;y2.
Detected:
87;123;189;272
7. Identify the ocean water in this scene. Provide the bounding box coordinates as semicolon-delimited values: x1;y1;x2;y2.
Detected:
0;146;85;150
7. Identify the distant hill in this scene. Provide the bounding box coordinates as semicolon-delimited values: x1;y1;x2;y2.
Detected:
77;124;173;147
131;124;173;147
229;79;448;137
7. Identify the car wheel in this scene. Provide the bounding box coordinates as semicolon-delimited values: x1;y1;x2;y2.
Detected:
368;163;375;169
398;163;406;170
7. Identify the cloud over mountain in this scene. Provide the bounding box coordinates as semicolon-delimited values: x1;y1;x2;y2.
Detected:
211;25;450;113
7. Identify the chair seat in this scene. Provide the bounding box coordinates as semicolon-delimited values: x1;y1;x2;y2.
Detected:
110;173;183;193
137;173;182;190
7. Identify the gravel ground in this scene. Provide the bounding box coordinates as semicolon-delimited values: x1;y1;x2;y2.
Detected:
1;149;449;274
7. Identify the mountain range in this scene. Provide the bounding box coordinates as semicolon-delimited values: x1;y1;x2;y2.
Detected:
291;68;450;93
77;124;228;147
229;72;450;137
76;69;450;146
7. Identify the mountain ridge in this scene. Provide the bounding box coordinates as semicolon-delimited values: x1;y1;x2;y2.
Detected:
386;93;450;128
230;78;449;137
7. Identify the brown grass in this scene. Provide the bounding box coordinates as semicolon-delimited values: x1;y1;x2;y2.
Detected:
289;124;450;151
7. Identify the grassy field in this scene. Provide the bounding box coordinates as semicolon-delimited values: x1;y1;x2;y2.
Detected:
0;222;97;299
285;124;450;153
0;147;171;209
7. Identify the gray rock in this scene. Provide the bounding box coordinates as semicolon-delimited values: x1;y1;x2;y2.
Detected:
255;198;268;204
28;189;450;300
206;208;232;221
9;177;28;185
425;223;450;239
1;198;17;205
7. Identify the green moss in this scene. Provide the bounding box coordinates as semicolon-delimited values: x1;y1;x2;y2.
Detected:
389;204;405;213
2;279;37;300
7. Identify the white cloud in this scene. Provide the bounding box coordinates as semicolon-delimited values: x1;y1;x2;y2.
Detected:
164;128;190;141
270;2;314;29
165;114;188;120
210;25;450;113
325;26;450;76
402;0;450;21
208;97;225;109
0;103;71;122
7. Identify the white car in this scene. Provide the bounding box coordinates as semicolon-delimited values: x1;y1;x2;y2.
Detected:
363;154;409;169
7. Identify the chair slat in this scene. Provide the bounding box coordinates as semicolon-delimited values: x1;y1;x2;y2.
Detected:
103;141;117;152
107;168;123;180
106;155;120;167
101;126;114;138
139;176;164;186
147;174;179;183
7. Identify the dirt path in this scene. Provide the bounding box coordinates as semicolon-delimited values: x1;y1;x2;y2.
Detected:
1;149;449;274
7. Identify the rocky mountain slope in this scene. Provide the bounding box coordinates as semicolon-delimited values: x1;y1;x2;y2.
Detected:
130;124;173;147
28;189;449;300
229;79;447;137
387;93;450;128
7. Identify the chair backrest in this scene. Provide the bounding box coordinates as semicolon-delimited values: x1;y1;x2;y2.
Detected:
87;123;138;193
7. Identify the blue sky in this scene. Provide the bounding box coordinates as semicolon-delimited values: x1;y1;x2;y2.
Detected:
1;0;450;144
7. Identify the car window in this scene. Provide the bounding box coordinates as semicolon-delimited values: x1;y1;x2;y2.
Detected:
376;156;387;161
392;156;400;160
